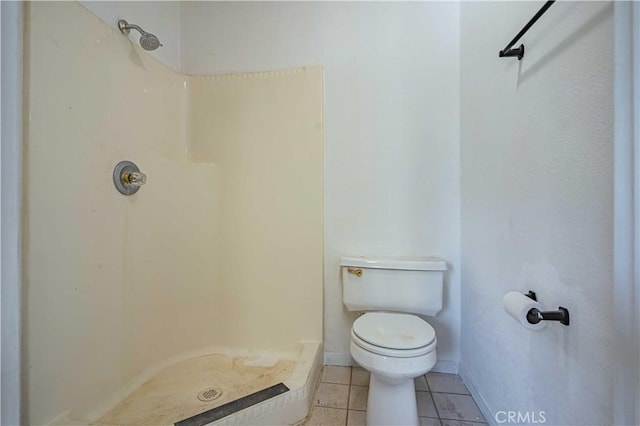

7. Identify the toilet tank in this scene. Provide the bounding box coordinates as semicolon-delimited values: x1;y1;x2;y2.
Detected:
340;256;447;316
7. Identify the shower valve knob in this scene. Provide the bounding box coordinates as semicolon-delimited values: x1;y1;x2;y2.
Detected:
113;160;146;195
123;171;147;186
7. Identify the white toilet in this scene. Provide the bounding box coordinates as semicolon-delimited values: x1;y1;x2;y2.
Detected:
340;256;447;426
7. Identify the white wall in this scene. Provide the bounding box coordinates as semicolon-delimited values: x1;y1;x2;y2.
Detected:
460;2;614;424
180;1;461;367
80;1;181;72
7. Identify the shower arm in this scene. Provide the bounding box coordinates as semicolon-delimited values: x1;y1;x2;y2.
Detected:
118;20;146;36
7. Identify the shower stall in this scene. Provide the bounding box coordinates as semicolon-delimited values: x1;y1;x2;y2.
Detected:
23;2;323;424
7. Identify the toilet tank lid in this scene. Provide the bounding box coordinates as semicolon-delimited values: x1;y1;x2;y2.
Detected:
340;256;447;271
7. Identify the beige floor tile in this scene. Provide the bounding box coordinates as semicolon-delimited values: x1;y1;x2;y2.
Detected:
348;385;368;411
432;393;484;422
416;391;439;418
415;375;429;391
314;382;350;409
426;373;469;394
347;410;366;426
306;406;348;425
420;417;442;426
322;366;352;385
351;367;370;387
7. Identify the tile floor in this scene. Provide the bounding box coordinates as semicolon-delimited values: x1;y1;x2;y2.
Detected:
304;366;486;426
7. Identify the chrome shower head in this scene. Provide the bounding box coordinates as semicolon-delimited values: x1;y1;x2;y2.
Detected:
139;32;162;51
118;19;163;51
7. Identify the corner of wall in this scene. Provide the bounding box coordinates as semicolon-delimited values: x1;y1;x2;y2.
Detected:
0;2;24;424
458;363;495;426
613;2;640;424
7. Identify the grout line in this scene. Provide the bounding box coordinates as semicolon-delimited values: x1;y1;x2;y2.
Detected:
438;417;487;424
430;390;472;396
425;373;432;392
428;389;442;422
345;367;352;426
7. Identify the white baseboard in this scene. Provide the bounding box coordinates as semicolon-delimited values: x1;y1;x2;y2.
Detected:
323;352;354;366
458;362;496;426
323;352;459;375
431;360;458;374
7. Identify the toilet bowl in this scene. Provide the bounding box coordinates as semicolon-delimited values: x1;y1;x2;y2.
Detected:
350;312;437;426
340;256;447;426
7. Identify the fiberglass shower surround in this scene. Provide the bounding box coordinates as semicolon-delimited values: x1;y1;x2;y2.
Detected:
24;2;323;424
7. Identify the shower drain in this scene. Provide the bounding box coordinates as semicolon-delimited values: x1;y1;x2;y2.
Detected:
197;387;223;402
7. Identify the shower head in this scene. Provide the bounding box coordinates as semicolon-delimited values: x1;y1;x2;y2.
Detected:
139;32;162;51
118;19;163;51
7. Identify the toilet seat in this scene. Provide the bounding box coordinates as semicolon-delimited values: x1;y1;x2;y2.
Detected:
351;312;437;358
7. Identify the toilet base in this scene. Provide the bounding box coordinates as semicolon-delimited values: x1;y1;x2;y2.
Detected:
366;373;418;426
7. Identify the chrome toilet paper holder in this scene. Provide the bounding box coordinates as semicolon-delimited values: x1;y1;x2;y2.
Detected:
524;291;570;326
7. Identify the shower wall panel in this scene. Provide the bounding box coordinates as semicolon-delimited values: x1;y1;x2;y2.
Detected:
188;69;324;353
24;2;322;424
25;3;188;423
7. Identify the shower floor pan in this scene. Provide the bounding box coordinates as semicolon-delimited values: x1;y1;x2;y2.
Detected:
57;342;322;426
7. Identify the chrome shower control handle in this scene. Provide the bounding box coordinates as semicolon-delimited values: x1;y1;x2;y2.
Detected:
113;161;146;195
123;171;147;187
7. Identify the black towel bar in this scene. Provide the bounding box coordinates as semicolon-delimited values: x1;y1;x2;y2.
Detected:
499;0;555;60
